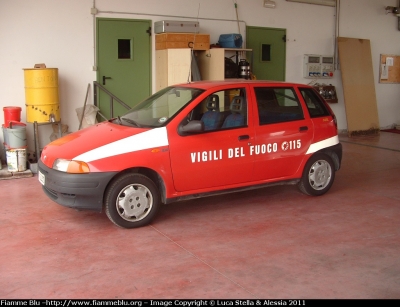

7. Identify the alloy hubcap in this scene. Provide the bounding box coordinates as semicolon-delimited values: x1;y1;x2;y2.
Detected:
116;184;153;221
308;160;332;190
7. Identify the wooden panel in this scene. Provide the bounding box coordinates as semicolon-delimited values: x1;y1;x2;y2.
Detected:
155;49;191;91
337;37;380;136
379;54;400;83
155;50;168;91
196;49;252;81
196;49;225;80
155;33;210;50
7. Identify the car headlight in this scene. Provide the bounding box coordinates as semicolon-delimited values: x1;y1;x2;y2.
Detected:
53;159;90;173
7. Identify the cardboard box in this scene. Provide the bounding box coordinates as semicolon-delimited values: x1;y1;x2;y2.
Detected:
155;33;210;50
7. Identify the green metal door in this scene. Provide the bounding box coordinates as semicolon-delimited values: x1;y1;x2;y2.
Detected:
97;18;151;119
246;26;286;81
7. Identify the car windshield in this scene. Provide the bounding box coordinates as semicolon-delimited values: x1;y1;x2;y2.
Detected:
119;86;204;128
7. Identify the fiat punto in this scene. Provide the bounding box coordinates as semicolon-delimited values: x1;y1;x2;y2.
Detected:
38;80;342;228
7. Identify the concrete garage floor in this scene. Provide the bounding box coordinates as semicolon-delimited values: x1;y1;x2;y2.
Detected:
0;132;400;299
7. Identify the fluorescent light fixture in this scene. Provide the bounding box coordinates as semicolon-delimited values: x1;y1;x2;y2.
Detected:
264;0;276;8
286;0;336;6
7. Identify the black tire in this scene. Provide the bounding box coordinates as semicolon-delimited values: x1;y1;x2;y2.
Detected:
298;153;335;196
105;173;160;228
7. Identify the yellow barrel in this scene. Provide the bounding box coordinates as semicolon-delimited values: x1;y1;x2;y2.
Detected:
24;68;60;123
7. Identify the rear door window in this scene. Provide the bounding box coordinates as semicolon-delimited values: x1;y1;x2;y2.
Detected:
254;87;304;125
299;88;330;118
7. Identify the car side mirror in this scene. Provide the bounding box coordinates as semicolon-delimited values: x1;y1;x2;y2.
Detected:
178;120;204;135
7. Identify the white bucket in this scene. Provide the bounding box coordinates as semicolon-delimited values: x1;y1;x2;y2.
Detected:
4;126;27;148
2;126;8;145
6;148;27;172
0;143;3;169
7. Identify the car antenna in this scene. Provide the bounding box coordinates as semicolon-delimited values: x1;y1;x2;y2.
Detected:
187;3;201;84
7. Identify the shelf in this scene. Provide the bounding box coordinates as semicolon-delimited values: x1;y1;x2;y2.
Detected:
215;48;252;52
196;48;253;81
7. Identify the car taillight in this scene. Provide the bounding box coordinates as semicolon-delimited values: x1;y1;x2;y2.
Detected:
332;113;337;128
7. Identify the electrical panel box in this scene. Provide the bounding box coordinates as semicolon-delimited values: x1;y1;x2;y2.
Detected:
313;84;338;104
303;54;334;79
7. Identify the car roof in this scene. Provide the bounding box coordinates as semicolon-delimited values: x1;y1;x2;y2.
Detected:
174;79;312;89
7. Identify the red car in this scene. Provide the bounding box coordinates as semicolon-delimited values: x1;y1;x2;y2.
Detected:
38;80;342;228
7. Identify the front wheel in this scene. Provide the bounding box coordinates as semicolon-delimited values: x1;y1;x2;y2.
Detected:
105;173;160;228
298;153;335;196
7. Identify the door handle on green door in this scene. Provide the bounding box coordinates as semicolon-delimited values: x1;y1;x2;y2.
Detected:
102;76;112;85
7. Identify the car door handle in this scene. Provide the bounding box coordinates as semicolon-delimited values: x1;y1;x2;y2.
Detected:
238;135;250;141
102;76;112;85
299;126;308;132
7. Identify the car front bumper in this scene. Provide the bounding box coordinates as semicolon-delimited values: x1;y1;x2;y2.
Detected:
38;160;118;212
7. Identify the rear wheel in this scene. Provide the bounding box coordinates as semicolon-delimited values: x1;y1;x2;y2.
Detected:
298;153;335;196
105;173;160;228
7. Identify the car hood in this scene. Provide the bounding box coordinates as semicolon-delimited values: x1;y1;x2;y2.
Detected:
41;122;168;168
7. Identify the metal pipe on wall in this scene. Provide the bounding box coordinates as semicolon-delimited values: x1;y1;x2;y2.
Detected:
92;0;96;70
335;0;340;71
96;9;247;25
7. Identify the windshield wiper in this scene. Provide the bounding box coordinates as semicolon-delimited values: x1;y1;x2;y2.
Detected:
121;117;141;127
